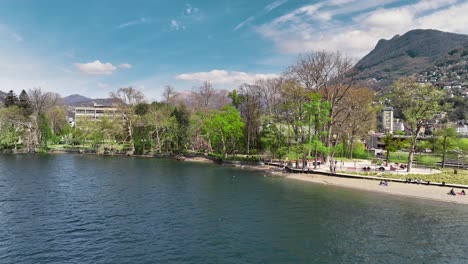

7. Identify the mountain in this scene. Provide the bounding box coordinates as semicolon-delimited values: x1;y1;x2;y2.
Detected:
63;94;115;107
63;94;92;105
353;29;468;89
418;41;468;87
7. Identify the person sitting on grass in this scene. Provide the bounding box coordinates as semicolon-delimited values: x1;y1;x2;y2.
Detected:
462;190;466;195
448;189;456;196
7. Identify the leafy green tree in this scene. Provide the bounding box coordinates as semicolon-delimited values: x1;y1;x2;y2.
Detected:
38;114;53;149
135;103;149;116
387;77;446;172
383;131;407;164
305;93;330;168
204;106;244;158
259;119;285;158
228;89;243;109
434;126;459;168
0;106;28;149
4;90;18;107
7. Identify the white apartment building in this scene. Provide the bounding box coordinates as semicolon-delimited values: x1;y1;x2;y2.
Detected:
74;104;119;123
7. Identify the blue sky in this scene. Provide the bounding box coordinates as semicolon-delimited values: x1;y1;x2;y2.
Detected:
0;0;467;100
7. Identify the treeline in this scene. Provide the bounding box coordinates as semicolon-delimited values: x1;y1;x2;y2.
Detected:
0;51;455;172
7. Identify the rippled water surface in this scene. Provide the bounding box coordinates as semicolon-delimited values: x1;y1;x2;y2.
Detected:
1;154;467;263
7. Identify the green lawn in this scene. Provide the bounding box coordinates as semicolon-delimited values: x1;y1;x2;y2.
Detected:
352;168;468;185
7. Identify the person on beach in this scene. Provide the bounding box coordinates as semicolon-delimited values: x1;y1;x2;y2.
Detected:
449;189;456;196
461;190;466;195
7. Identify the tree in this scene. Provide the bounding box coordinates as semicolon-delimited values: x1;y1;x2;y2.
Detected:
383;131;407;164
305;93;330;168
434;126;459;168
162;85;176;106
0;106;28;149
194;81;215;110
228;89;243;109
172;104;191;153
47;106;67;135
286;51;355;160
110;87;145;155
387;77;446;172
335;87;377;158
4;90;18;107
238;83;262;154
18;90;33;116
27;88;62;151
204;106;244;158
145;102;177;153
256;78;282;116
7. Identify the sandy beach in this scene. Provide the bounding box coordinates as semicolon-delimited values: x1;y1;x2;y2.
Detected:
183;156;216;163
287;173;468;205
183;157;468;204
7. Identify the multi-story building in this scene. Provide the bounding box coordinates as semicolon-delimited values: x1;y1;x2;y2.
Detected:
382;107;394;133
74;104;119;125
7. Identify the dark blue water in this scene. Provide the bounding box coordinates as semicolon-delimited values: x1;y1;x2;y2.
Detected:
0;154;467;263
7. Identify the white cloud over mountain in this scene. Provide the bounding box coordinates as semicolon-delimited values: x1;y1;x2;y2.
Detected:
257;0;468;58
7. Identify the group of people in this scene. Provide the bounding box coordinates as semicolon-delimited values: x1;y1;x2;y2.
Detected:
405;178;430;185
448;189;466;196
329;160;338;174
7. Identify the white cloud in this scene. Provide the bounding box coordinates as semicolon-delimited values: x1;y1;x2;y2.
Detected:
176;70;278;85
257;0;468;58
170;20;185;31
116;17;150;29
234;0;289;30
74;60;117;75
185;4;200;15
118;63;132;69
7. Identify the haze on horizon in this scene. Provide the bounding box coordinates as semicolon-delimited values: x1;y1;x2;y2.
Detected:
0;0;467;100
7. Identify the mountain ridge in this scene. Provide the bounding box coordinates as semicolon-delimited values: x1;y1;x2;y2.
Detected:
353;29;468;89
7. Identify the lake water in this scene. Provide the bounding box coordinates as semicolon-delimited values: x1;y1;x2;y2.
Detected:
0;154;467;263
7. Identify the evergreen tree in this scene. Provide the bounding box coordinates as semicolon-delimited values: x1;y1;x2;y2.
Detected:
4;90;18;107
18;90;33;116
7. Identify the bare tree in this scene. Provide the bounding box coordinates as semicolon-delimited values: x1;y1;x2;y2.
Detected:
239;83;262;154
27;88;63;151
110;87;145;155
256;78;283;116
285;51;355;160
162;85;176;105
193;81;215;109
28;88;62;115
110;87;144;106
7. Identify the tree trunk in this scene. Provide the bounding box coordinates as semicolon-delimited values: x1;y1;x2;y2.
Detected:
247;122;250;155
155;129;161;153
441;136;447;168
386;149;391;165
128;119;135;155
407;135;418;172
220;131;227;158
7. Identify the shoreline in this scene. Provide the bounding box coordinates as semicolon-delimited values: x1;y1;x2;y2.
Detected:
285;173;468;205
6;152;468;205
